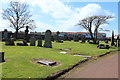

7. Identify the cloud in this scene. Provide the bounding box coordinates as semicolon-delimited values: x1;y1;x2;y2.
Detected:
0;0;115;36
56;4;115;32
32;0;73;19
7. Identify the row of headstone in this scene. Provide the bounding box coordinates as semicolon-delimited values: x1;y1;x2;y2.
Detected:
73;35;79;42
5;30;52;48
97;44;110;49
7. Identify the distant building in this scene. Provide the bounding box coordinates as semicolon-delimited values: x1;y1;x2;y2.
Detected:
0;30;107;40
51;32;106;39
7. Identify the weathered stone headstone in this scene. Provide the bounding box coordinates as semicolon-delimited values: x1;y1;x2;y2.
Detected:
0;52;5;63
5;38;15;46
25;26;29;42
44;30;52;48
3;29;8;41
37;60;56;66
37;39;42;47
30;36;36;46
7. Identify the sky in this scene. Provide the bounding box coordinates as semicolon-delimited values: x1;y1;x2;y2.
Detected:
0;0;119;37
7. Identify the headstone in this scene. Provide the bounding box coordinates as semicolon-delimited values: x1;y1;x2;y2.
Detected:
97;44;105;49
0;52;5;63
106;45;110;49
37;39;42;47
3;29;8;41
111;30;115;46
25;26;29;42
56;40;64;43
37;60;56;66
87;40;90;43
117;36;120;47
17;40;28;46
74;35;79;42
5;38;15;46
44;30;52;48
105;40;108;43
30;36;36;46
81;35;86;43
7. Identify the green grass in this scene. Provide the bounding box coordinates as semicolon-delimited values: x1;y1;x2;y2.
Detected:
1;40;118;78
53;41;117;56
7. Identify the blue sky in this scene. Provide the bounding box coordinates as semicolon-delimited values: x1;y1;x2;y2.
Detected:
0;0;119;37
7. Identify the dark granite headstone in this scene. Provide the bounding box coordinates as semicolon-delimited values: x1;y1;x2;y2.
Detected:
30;36;36;46
44;30;52;48
0;52;5;63
106;45;110;49
97;44;105;49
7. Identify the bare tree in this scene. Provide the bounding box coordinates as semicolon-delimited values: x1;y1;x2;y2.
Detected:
2;1;36;39
76;15;113;43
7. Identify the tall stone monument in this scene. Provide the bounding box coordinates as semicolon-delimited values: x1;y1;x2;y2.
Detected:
111;30;115;46
44;30;52;48
25;26;29;42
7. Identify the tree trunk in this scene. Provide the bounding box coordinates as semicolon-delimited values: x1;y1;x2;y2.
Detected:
15;28;18;39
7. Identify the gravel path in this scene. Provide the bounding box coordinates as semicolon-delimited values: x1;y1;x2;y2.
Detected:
65;52;118;78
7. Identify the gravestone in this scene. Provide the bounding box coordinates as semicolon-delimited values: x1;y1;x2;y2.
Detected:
44;30;52;48
74;35;79;42
17;40;28;46
5;38;15;46
111;30;115;46
25;26;29;42
3;29;8;41
97;44;105;49
37;60;56;66
87;40;90;43
30;36;36;46
0;52;5;63
105;40;108;43
81;35;86;43
106;45;110;49
37;39;42;47
56;40;64;43
117;36;120;47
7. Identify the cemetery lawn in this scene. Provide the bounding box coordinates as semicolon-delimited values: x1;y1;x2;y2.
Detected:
1;41;118;78
53;41;118;56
